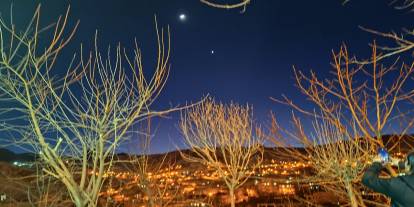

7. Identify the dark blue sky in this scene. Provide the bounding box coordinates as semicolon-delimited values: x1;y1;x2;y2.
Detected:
2;0;414;153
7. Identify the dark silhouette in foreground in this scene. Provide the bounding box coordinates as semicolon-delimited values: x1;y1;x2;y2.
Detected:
362;152;414;207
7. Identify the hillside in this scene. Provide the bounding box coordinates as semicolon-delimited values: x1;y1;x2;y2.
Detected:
0;149;36;163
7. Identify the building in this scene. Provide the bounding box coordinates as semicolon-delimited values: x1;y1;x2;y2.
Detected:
0;193;6;202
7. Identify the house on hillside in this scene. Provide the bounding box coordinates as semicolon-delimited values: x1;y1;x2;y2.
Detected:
0;193;6;202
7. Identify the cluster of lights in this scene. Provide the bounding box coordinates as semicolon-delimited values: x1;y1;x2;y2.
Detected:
308;182;320;190
12;161;33;168
100;159;312;205
190;202;207;207
257;160;310;176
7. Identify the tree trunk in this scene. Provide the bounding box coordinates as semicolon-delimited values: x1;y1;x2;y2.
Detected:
143;181;155;207
74;199;84;207
345;181;358;207
229;187;235;207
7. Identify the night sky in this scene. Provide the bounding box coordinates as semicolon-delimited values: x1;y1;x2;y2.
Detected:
1;0;414;153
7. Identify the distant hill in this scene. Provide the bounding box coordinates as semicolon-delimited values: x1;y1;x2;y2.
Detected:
1;134;412;165
0;148;36;163
0;148;15;162
111;134;414;168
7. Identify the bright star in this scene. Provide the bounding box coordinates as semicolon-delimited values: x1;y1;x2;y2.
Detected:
211;50;215;54
179;14;187;21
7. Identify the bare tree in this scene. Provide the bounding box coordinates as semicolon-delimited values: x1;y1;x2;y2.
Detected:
271;111;397;207
273;44;414;176
0;6;174;207
269;42;414;206
180;98;263;207
276;113;371;207
310;118;368;207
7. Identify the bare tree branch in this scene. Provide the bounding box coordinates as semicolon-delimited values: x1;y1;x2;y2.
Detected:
180;98;263;207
